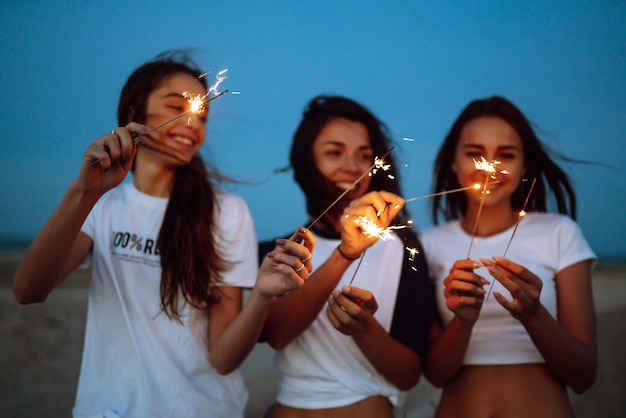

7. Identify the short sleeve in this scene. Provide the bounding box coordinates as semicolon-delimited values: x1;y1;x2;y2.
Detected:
214;192;259;288
556;216;597;272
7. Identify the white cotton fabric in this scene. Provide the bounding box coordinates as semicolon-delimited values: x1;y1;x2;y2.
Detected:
275;232;408;409
419;213;596;365
74;182;258;418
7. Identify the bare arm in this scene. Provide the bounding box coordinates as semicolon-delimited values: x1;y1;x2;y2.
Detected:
424;259;489;387
486;257;597;393
208;228;315;374
13;124;146;303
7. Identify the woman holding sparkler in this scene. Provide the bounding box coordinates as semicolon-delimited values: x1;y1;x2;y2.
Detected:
421;96;596;417
260;95;435;418
13;50;314;418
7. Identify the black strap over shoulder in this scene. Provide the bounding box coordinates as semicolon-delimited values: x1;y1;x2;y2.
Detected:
389;228;436;357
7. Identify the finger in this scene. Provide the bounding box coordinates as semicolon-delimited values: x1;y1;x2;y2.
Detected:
326;305;351;335
267;251;310;280
110;128;137;164
275;237;313;273
492;256;542;286
125;122;149;142
341;286;374;311
493;291;516;312
447;267;489;287
452;258;482;272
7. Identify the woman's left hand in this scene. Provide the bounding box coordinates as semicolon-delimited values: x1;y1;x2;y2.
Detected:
481;257;543;322
326;286;378;335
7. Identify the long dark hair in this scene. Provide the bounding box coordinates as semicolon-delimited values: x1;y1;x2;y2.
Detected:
289;95;408;230
432;96;577;224
118;50;230;321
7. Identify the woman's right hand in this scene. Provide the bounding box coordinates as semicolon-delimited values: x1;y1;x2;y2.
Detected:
338;190;405;259
78;122;148;195
443;259;490;324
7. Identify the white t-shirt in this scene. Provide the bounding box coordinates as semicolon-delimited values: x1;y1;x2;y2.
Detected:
74;182;258;418
275;232;409;409
419;213;596;364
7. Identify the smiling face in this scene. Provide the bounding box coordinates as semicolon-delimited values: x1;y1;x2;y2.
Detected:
453;116;526;209
140;72;208;166
312;117;373;199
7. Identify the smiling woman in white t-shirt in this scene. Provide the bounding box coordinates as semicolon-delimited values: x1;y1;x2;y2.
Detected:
421;96;596;418
13;50;315;418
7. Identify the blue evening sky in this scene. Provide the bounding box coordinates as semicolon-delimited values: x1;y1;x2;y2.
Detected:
1;1;625;260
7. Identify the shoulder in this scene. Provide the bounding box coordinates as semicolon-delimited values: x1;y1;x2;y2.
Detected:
215;189;249;210
214;189;253;220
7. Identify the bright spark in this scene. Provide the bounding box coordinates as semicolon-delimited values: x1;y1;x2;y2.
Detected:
406;247;420;261
355;216;406;241
208;69;228;96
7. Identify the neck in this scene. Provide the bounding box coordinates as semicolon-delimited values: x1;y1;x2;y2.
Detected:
133;156;176;197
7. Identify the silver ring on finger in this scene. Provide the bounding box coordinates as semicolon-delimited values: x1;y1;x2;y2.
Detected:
295;263;305;273
301;254;312;263
111;128;118;136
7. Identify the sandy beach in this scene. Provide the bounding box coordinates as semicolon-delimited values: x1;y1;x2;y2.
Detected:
1;256;625;417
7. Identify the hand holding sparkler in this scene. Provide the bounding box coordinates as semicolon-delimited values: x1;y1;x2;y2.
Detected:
338;190;405;261
442;259;490;325
307;148;395;230
326;286;378;336
81;122;149;193
259;227;316;297
479;257;542;321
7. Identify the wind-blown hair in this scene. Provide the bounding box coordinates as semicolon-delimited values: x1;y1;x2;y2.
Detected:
432;95;577;224
117;50;230;321
289;95;408;230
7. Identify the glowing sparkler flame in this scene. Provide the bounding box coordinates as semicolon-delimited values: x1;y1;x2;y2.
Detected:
306;147;395;229
371;156;391;175
183;92;209;115
355;216;406;241
474;156;500;174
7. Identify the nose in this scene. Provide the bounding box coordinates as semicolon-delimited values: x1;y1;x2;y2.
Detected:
342;154;362;173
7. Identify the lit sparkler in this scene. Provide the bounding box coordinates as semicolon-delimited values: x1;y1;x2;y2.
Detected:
306;147;395;229
355;216;407;241
135;69;228;140
467;157;501;259
91;70;229;167
485;178;537;301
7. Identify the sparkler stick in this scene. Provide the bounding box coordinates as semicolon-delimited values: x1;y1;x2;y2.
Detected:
502;178;537;258
485;178;537;301
405;184;482;203
306;147;395;230
467;158;500;259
